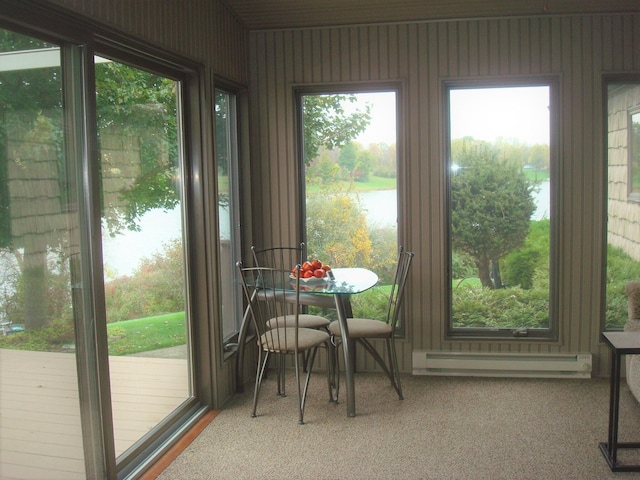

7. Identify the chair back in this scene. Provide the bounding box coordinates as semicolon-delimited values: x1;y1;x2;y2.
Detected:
251;243;336;310
237;262;303;354
251;243;305;271
386;247;415;330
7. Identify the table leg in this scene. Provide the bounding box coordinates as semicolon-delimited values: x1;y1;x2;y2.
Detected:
609;350;621;463
333;294;356;417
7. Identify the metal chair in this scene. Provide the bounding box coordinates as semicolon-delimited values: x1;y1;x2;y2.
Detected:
237;262;332;424
251;244;336;327
329;247;414;400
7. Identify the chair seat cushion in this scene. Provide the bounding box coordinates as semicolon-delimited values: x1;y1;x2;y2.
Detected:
266;314;330;329
260;327;330;352
329;318;392;339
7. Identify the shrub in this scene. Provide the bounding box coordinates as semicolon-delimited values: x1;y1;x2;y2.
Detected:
104;238;185;322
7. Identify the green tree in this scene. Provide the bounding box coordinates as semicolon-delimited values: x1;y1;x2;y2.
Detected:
355;149;374;182
528;144;549;172
451;141;536;289
338;141;358;178
95;61;180;236
306;193;371;267
302;94;371;166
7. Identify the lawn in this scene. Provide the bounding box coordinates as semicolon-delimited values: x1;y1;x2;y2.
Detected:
306;175;396;193
107;312;186;355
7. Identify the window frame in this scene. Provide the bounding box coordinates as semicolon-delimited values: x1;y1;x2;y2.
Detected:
444;76;560;341
293;82;407;335
214;82;245;352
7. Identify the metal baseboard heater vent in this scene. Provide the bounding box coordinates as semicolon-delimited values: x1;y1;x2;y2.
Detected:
412;352;592;378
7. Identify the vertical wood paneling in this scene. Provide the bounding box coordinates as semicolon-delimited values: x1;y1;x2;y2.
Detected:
248;13;640;376
49;0;247;83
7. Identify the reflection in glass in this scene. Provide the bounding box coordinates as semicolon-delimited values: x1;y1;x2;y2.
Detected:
215;89;242;341
95;58;191;456
0;30;86;478
605;83;640;330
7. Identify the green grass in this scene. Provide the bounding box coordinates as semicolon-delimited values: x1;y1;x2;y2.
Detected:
306;175;396;193
107;312;186;355
524;169;550;182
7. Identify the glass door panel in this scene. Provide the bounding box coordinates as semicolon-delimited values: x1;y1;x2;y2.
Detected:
0;30;86;479
95;58;192;456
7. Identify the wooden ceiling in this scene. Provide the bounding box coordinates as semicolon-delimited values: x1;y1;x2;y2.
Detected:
222;0;640;30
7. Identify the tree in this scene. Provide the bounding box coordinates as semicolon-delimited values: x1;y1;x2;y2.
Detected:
306;193;371;267
528;144;549;173
451;141;537;289
302;94;371;166
338;141;358;178
95;61;180;236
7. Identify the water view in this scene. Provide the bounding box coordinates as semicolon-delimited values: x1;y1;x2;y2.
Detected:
103;181;550;278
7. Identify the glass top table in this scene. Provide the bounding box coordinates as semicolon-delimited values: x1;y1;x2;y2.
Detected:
293;267;379;295
236;267;379;417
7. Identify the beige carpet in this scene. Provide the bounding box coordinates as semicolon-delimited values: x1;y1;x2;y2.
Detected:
158;373;640;479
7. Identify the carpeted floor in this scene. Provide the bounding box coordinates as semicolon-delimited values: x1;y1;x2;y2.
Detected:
157;373;640;479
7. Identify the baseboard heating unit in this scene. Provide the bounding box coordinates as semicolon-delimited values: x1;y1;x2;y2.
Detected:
412;351;592;378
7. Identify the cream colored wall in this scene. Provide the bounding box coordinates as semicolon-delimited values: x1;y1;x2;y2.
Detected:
247;14;640;377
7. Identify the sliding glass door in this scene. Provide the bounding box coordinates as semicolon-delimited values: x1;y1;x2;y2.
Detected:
0;20;205;478
0;29;87;479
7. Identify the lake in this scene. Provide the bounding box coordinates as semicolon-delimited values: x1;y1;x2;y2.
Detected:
357;179;550;228
103;181;551;277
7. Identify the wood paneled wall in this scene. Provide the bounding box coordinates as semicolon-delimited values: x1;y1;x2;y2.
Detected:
248;14;640;376
48;0;247;83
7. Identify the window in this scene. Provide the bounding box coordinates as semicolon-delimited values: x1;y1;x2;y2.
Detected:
297;88;401;325
604;77;640;330
215;87;242;345
446;80;556;339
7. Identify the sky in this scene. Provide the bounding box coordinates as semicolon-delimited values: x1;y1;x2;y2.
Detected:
449;86;550;145
345;91;397;146
347;86;550;147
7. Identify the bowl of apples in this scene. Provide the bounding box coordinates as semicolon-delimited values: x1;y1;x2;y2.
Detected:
290;259;332;284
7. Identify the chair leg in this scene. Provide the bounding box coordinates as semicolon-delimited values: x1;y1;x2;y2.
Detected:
326;342;337;402
298;347;319;424
358;338;393;379
252;351;270;418
330;336;341;402
276;355;286;397
293;348;317;424
357;338;403;400
386;338;403;400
